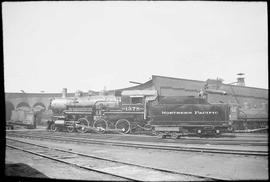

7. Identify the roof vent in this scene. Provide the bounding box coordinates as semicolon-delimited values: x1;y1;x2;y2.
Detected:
237;73;245;86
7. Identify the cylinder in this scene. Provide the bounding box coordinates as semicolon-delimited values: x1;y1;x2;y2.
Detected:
55;120;65;125
62;88;67;98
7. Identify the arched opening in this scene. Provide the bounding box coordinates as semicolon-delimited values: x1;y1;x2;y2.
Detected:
33;102;46;111
16;102;31;111
33;102;46;126
5;101;15;121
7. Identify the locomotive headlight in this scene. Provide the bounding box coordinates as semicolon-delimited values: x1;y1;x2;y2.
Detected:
197;129;201;134
216;130;220;134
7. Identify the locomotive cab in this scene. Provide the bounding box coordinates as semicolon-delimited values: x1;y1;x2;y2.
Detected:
121;90;158;120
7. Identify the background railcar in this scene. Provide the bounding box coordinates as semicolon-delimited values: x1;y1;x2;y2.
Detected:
6;109;37;129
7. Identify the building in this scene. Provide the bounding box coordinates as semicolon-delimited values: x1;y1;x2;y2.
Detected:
115;75;268;110
5;75;268;122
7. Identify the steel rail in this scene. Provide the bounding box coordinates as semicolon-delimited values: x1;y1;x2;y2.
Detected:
7;132;267;156
19;131;267;147
7;130;267;143
6;133;268;156
6;130;267;143
6;144;135;181
6;138;219;181
12;130;269;145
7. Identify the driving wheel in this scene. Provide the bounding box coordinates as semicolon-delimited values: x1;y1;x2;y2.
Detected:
75;118;89;133
93;119;108;133
115;119;131;134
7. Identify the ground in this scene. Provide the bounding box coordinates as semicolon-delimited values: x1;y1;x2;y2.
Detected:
5;134;268;181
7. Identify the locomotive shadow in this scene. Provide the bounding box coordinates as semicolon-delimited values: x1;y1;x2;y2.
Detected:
186;133;236;138
5;163;48;178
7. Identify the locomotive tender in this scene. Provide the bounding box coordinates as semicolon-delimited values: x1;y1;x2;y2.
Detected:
150;96;231;137
49;89;232;136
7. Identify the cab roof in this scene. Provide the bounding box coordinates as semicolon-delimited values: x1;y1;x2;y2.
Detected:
121;90;157;96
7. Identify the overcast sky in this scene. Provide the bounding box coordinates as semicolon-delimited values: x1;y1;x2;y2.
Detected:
2;1;268;93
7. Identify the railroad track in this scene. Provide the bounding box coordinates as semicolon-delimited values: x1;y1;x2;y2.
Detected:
6;132;268;156
7;130;268;145
6;138;218;181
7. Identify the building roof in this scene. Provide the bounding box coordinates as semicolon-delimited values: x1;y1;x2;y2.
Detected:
113;79;154;96
121;90;157;96
5;75;268;100
152;75;268;99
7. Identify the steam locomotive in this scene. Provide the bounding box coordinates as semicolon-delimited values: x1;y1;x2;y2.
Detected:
48;89;232;137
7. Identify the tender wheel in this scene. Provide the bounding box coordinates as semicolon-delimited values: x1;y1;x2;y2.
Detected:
75;118;89;133
50;123;58;132
93;119;108;133
115;119;131;134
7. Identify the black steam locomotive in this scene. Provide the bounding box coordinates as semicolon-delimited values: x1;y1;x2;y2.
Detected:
48;89;232;137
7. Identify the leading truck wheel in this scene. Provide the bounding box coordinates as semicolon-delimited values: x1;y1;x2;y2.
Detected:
115;119;131;134
50;123;57;132
66;124;75;133
76;118;89;133
93;119;108;133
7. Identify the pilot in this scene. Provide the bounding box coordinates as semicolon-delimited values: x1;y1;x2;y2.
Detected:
47;120;53;131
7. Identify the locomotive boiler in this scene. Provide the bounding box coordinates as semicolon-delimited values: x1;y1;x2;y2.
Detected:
48;89;232;137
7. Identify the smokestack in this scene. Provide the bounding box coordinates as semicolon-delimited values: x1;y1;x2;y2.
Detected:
62;88;67;98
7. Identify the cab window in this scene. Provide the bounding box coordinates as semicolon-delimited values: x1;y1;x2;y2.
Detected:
131;97;143;104
121;96;130;104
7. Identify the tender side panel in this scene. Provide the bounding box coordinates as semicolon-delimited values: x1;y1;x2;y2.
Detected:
149;104;230;127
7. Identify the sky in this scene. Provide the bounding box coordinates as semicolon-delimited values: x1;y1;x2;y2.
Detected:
2;1;268;93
